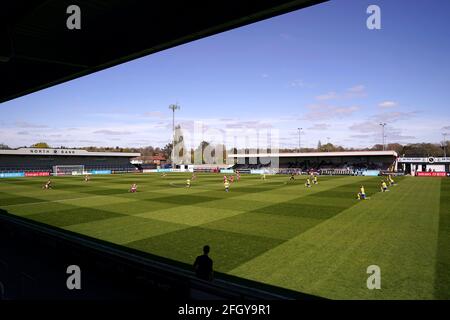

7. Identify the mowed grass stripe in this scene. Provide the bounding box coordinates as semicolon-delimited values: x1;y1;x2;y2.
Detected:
229;177;441;299
193;175;370;211
125;226;285;273
25;207;126;227
65;215;188;244
199;177;379;240
435;178;450;299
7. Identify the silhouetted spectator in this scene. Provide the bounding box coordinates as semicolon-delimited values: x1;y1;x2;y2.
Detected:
193;245;213;281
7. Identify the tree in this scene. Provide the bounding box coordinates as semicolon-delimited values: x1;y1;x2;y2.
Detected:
162;142;173;162
386;143;403;154
318;142;341;152
31;142;50;148
0;143;11;150
317;140;322;150
400;143;444;157
370;144;384;151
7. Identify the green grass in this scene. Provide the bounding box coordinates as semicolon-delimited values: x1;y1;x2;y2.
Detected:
0;173;448;299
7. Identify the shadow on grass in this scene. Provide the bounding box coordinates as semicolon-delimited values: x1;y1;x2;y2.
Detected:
0;208;323;300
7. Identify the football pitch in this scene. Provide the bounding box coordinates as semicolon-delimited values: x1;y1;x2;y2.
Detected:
0;173;449;300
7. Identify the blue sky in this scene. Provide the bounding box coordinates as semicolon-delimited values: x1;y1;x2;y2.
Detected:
1;0;450;149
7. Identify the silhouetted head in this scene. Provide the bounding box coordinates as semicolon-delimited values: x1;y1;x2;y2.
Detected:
203;245;210;255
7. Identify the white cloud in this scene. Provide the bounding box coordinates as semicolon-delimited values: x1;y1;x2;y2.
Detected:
79;140;102;143
15;121;48;129
378;101;398;108
384;129;416;141
371;111;416;123
93;130;133;135
225;120;272;129
349;134;372;139
143;111;164;118
301;104;360;121
290;79;305;88
307;123;331;130
349;121;416;144
316;91;338;100
347;85;365;94
349;121;381;133
344;85;366;98
315;85;366;101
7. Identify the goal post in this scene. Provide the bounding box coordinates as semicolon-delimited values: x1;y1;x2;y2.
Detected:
53;165;85;176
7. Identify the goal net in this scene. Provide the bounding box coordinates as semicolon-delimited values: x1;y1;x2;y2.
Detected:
53;165;85;176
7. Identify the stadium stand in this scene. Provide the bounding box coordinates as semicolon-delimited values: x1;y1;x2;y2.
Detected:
0;148;140;174
230;151;398;175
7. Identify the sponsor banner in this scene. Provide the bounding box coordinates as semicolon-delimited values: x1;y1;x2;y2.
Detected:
193;168;216;173
398;157;450;163
220;169;234;174
236;169;251;174
111;170;136;174
250;169;276;175
90;170;112;175
157;168;172;173
0;172;25;178
380;171;404;176
123;169;138;173
416;171;447;177
25;172;50;177
143;169;158;173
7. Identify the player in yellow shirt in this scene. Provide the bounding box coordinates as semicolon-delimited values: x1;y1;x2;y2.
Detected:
357;185;366;200
224;180;230;192
313;175;318;185
186;179;191;188
381;180;388;192
305;178;311;188
388;175;396;186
